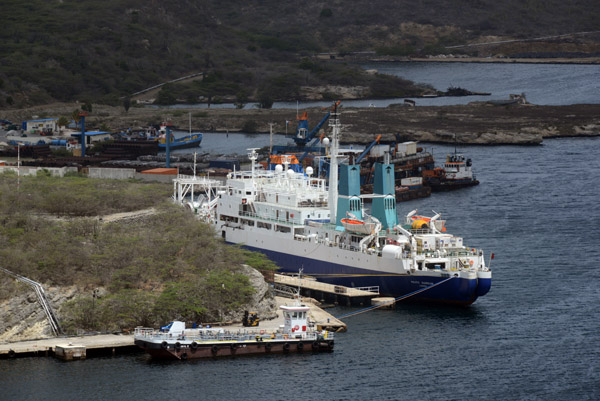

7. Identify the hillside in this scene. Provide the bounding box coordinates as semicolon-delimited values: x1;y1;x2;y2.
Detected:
0;173;278;339
1;0;599;107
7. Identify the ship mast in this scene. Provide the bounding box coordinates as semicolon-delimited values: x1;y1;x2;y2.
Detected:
248;148;259;180
328;103;341;223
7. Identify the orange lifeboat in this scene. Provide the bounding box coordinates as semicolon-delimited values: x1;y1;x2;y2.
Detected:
341;218;376;234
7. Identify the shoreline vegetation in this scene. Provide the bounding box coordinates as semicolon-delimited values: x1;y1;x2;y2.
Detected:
0;174;278;341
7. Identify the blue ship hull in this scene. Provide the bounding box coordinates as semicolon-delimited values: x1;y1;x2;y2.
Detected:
244;245;486;305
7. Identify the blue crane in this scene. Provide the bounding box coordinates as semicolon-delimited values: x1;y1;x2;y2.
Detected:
292;100;340;146
355;134;382;164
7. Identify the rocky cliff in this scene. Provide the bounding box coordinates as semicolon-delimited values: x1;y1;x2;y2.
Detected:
0;266;277;342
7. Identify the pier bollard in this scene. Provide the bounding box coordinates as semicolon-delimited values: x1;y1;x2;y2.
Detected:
54;344;86;361
371;297;395;309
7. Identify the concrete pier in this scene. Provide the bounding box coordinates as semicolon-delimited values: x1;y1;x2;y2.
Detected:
0;296;345;359
0;334;136;359
371;297;396;309
54;344;86;361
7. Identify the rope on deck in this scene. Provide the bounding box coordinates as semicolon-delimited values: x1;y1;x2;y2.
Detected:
335;275;457;320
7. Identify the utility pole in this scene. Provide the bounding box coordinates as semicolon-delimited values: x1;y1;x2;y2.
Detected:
269;123;274;154
17;142;22;190
79;111;88;157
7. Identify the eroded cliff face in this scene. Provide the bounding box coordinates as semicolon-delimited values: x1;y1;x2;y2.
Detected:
0;286;80;342
222;265;278;323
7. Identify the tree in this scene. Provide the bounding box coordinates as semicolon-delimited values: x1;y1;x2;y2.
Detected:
57;116;69;133
257;90;274;109
234;90;248;109
71;109;81;129
320;8;333;18
81;101;93;113
123;97;131;113
156;86;176;105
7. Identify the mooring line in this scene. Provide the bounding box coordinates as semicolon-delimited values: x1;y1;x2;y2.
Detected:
335;275;457;320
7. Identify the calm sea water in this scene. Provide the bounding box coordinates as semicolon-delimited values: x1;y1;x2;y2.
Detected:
2;138;599;400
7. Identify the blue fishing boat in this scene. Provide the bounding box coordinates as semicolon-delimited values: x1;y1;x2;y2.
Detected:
157;116;203;150
157;132;203;150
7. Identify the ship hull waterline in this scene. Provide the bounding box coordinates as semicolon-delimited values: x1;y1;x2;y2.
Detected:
135;338;334;360
238;243;487;306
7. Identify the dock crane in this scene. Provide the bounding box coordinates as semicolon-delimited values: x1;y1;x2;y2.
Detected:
355;134;382;164
292;101;340;146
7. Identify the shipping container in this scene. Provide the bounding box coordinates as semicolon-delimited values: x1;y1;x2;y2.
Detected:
400;177;423;186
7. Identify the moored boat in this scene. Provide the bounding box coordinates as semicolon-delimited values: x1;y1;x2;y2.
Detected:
157;116;203;150
423;153;479;191
134;303;334;360
172;103;492;305
157;132;203;149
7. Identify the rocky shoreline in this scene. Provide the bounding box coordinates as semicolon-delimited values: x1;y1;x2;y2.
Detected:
0;265;276;342
3;102;600;145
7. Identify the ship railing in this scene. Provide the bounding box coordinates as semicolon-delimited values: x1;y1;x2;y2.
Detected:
134;328;328;342
134;327;158;337
410;228;434;235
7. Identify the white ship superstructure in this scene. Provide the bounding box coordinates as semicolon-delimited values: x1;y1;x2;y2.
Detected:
172;107;491;304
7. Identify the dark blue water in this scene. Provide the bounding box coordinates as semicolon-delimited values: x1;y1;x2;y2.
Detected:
2;138;599;399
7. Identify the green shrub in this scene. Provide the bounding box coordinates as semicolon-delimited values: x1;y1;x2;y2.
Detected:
241;120;258;133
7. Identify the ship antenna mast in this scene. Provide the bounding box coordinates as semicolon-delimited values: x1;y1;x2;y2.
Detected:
248;148;259;179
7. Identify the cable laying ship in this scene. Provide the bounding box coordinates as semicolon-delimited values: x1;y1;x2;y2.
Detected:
173;105;492;305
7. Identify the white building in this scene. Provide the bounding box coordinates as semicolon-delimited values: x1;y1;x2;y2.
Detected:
26;118;59;134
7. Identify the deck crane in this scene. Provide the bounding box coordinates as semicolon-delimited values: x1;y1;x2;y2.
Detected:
355;134;382;164
292;101;341;146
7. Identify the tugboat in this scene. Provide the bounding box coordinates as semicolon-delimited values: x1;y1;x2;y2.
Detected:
134;303;334;360
423;153;479;191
